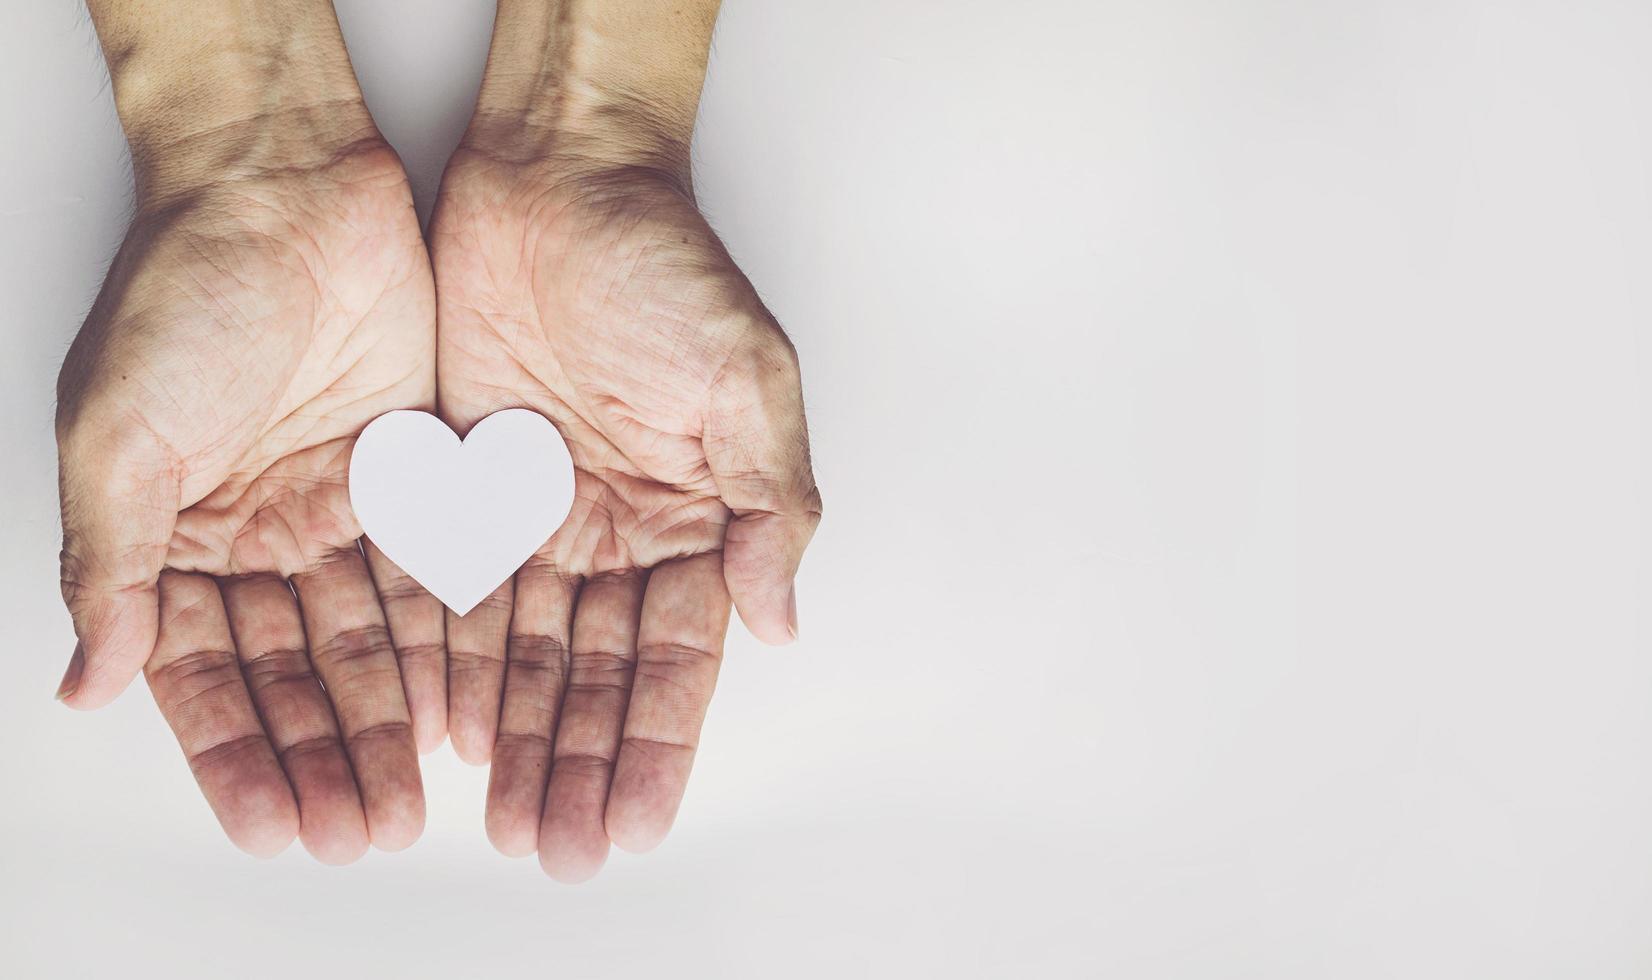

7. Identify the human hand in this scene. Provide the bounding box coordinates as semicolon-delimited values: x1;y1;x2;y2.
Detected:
429;0;821;880
57;3;443;862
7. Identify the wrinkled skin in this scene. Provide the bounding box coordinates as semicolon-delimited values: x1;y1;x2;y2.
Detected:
57;121;820;876
431;149;821;881
56;139;443;862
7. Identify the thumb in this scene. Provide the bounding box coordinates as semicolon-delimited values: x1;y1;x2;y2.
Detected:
704;332;822;645
56;424;177;709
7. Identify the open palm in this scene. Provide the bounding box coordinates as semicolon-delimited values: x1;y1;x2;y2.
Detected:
57;140;444;862
431;152;820;880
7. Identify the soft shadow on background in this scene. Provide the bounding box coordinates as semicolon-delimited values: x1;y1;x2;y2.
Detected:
3;1;1651;977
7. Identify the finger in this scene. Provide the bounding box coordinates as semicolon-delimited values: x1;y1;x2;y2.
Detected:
484;561;577;858
145;571;297;857
606;552;731;853
291;548;425;851
363;540;448;754
55;425;178;709
704;331;822;645
538;569;646;881
220;574;369;865
447;579;513;766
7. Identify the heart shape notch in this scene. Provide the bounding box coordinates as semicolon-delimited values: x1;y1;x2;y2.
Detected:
349;409;575;615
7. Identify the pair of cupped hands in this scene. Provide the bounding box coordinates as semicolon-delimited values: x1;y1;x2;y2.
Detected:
55;93;820;880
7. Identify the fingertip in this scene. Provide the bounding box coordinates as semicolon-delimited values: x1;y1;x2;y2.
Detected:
449;722;495;766
605;765;680;855
54;642;85;701
733;599;797;647
228;798;301;859
604;807;670;855
403;673;450;755
57;679;133;711
58;663;143;710
368;797;426;853
361;759;427;854
723;524;805;646
287;760;372;865
301;825;371;866
452;739;493;767
539;839;609;884
725;563;794;646
61;590;159;708
413;715;448;756
237;827;298;860
485;810;539;859
371;828;422;854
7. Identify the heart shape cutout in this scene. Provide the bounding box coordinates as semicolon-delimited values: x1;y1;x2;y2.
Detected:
348;409;575;615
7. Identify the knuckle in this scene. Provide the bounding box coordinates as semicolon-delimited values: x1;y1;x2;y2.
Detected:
802;483;824;526
493;730;554;759
634;642;721;700
147;647;239;689
551;751;613;777
279;732;345;765
58;549;92;607
240;647;313;686
568;648;635;691
474;588;514;613
448;647;504;675
377;577;432;603
186;732;270;775
711;330;802;407
747;322;800;372
391;640;446;668
637;641;721;670
621;732;698;757
347;719;414;748
310;625;395;670
506;633;570;669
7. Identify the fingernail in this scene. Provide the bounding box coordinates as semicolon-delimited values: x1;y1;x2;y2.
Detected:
56;642;85;701
786;584;799;640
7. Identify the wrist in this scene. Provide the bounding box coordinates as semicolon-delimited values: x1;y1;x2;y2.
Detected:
461;0;721;184
89;0;380;208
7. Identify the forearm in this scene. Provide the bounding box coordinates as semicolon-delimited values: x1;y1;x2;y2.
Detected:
85;0;377;203
467;0;723;177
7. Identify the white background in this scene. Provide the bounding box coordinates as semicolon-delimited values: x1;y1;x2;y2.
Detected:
3;1;1651;977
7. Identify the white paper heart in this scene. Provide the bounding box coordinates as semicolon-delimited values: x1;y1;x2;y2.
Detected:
348;409;575;615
